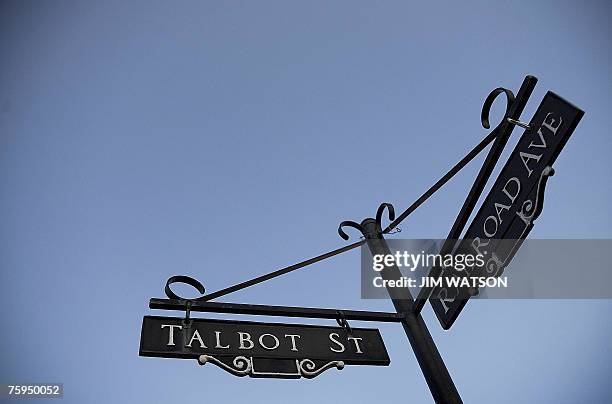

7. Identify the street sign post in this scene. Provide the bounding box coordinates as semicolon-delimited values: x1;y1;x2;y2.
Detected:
140;316;389;378
140;76;583;403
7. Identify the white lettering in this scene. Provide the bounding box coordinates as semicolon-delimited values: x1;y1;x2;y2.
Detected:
471;238;489;256
284;334;301;352
347;337;364;354
541;112;563;135
186;329;207;348
259;334;280;350
502;177;521;204
215;331;230;349
494;202;510;224
238;332;254;350
329;333;345;353
484;216;498;238
519;151;542;177
161;324;182;346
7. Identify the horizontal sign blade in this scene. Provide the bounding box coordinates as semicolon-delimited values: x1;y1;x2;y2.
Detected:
140;316;389;378
430;91;584;329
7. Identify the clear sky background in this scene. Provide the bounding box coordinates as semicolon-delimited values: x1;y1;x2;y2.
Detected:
1;1;611;403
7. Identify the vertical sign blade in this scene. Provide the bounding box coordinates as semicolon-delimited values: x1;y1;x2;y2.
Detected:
430;91;584;329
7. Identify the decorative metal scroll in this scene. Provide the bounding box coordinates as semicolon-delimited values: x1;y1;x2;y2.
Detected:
198;355;345;379
485;165;556;278
515;166;555;229
339;202;396;241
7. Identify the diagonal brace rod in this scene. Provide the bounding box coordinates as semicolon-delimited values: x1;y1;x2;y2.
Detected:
196;131;501;303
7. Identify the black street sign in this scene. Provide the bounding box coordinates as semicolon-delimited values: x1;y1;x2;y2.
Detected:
140;315;389;378
140;76;584;404
430;91;584;329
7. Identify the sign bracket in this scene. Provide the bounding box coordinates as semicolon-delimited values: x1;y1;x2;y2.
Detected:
149;298;406;323
182;77;539;306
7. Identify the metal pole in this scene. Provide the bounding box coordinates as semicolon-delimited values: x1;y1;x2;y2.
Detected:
359;218;462;404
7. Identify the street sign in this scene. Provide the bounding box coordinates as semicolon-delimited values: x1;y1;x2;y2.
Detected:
140;315;389;379
140;76;584;403
430;91;584;329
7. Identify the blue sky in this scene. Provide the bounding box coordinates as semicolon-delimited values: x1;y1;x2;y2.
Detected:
1;1;611;403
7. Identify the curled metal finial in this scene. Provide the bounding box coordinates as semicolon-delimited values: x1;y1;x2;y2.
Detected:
481;87;515;130
165;275;207;301
376;202;395;233
338;220;364;240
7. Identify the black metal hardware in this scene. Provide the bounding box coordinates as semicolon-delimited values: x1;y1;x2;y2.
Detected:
197;240;365;301
336;311;353;335
165;275;207;301
149;299;405;323
183;301;192;325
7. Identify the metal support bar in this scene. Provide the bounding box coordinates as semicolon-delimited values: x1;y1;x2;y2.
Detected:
149;299;405;323
360;218;462;404
199;240;365;302
383;130;497;234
